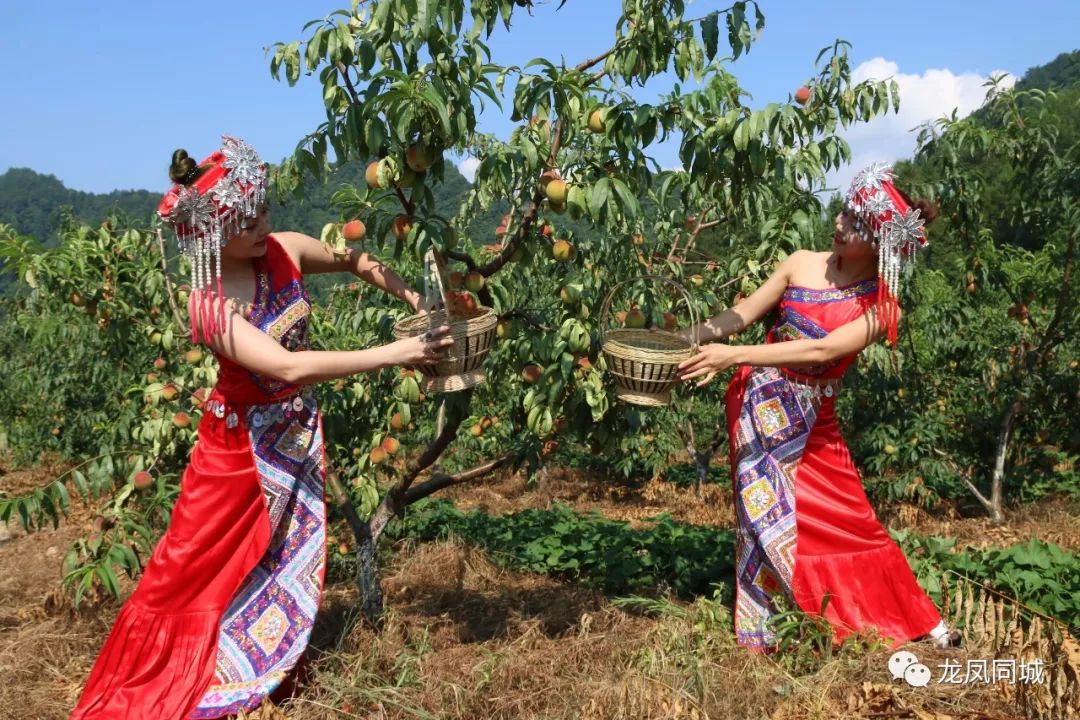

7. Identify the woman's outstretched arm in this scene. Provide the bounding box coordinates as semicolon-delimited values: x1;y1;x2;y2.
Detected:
275;230;424;310
197;296;452;385
677;303;898;386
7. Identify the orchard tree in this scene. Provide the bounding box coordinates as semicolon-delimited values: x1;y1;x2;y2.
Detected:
0;0;902;617
899;79;1080;524
268;0;900;619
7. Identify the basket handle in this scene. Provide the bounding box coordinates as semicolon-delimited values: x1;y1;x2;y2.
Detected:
599;274;700;350
421;247;453;331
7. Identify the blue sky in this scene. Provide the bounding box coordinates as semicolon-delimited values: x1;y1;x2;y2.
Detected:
2;1;1077;195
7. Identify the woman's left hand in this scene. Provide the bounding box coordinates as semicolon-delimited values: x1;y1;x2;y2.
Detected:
676;343;739;387
406;290;424;312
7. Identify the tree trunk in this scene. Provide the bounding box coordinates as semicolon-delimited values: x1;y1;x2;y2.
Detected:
327;471;388;627
988;398;1023;526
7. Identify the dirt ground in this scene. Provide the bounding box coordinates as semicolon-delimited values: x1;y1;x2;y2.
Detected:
1;459;1076;719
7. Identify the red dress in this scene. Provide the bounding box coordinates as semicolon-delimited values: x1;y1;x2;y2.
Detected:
724;278;941;651
71;236;328;718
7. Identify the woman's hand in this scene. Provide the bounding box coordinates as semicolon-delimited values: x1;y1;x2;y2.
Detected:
391;325;455;366
406;289;425;312
676;343;740;387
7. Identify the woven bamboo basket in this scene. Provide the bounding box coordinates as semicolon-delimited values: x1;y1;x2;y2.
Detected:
600;276;698;407
392;249;498;393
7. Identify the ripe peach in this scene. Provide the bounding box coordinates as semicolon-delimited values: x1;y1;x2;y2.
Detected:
343;219;367;242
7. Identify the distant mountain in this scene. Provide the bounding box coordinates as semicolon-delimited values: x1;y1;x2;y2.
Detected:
0;160;476;249
1016;50;1080;91
0;168;160;248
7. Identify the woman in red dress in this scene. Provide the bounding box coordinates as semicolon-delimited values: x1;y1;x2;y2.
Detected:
70;136;453;719
677;164;962;653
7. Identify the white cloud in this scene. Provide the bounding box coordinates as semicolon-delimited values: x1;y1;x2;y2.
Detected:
827;58;1016;195
457;156;481;183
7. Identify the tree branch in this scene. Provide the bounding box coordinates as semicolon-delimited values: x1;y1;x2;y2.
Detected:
394;187;415;216
670;204;718;261
931;448;992;510
155;228;189;337
403;453;515;505
399;393;470;494
445;249;477;270
575;46;619;73
476;116;567;277
327;469;370;546
336;62;361;105
368;391;472;543
499;308;553;332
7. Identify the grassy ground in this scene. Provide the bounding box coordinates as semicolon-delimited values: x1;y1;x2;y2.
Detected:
1;459;1077;719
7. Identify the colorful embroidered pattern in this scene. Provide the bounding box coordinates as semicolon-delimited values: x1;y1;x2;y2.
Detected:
247;264;310;396
771;307;838;377
783;279;877;304
191;390;326;717
733;366;821;650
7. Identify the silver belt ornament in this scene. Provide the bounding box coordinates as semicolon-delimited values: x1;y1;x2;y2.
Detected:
204;388;311;430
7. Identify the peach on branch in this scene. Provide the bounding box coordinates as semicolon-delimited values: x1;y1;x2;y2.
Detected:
464;271;485;293
521;364;543;384
392;215;413;242
545;179;568;205
559;285;581;304
588;109;606;133
365;161;382;189
406;144;437;172
552;240;575;262
343;219;367;242
132;471;154;490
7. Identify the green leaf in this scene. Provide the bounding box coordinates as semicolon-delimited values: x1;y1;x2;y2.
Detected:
733;118;749;151
700;14;719;61
611;179;640;217
590;178;611;216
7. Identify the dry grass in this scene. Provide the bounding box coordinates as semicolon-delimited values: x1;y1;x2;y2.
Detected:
280;538;1021;720
0;456;128;719
440;466;736;530
1;460;1076;719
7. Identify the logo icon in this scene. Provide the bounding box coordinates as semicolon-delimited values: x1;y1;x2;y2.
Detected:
889;650;932;687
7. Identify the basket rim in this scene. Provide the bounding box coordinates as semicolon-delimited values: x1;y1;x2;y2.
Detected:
602;337;694;362
393;306;498;337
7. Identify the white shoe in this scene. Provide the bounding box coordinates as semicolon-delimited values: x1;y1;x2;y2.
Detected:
928;624;963;649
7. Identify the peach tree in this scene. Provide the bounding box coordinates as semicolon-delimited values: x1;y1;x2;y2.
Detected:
841;79;1080;523
269;0;899;618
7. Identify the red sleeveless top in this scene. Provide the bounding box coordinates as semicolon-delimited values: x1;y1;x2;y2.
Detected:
766;277;882;384
213;235;312;405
